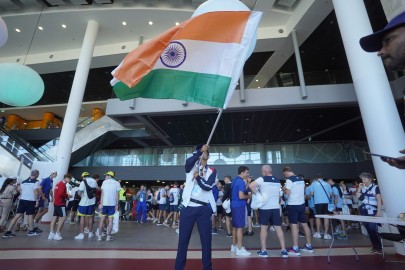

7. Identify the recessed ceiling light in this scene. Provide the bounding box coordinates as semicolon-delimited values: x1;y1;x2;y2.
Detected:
122;21;127;26
255;79;259;82
15;28;21;32
38;26;43;30
148;21;153;25
61;24;67;29
175;22;179;26
258;87;261;89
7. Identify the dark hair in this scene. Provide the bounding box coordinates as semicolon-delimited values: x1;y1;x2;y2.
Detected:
224;175;232;181
359;172;374;181
238;166;249;175
93;174;100;180
0;178;16;194
219;180;225;186
64;173;73;179
282;166;292;172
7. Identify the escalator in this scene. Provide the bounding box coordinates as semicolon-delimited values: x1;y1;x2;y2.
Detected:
41;115;152;165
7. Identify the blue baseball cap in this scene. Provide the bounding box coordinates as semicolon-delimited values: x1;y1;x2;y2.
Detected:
360;11;405;52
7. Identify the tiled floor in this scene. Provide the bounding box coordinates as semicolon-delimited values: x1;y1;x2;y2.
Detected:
1;221;404;270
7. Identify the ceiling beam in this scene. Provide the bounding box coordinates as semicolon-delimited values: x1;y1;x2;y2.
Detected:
294;115;362;142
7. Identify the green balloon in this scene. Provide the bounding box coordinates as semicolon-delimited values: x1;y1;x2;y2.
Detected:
0;63;44;107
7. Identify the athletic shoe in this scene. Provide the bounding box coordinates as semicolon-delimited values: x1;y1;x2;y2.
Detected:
337;233;348;240
324;234;332;240
53;233;63;241
231;244;237;253
257;250;269;258
163;223;170;227
84;227;89;234
97;236;102;241
270;226;276;232
88;232;94;238
48;232;55;240
299;232;306;238
106;235;112;242
287;247;301;256
74;233;85;240
300;244;314;253
313;232;322;239
111;230;117;235
226;233;233;238
371;249;383;255
33;227;43;234
2;231;16;238
157;222;163;226
153;218;158;223
27;230;39;236
218;227;224;231
252;223;261;228
236;247;251;256
211;228;218;235
281;249;289;258
244;231;254;236
22;224;28;231
175;228;179;234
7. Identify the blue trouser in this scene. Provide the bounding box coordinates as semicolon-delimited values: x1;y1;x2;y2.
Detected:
360;206;382;250
174;205;212;270
137;202;147;223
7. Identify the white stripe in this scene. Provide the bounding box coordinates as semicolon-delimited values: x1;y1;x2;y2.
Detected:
153;40;243;78
223;11;263;108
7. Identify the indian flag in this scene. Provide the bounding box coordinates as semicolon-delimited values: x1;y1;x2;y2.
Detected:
111;11;262;109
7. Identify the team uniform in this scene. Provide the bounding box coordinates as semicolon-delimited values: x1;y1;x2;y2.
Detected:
136;190;147;223
174;147;218;270
66;185;80;212
311;179;332;215
53;180;69;217
331;185;343;211
231;176;248;228
255;176;282;226
38;177;53;209
77;177;98;217
158;188;167;211
285;175;306;224
100;178;121;217
169;187;180;212
17;179;40;216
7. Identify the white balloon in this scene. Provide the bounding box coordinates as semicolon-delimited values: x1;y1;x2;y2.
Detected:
0;17;8;47
192;0;257;60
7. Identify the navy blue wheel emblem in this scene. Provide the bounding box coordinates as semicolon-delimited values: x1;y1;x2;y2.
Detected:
160;41;187;68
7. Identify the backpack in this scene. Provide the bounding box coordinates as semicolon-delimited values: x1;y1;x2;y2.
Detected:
84;180;96;199
74;190;81;201
169;192;174;203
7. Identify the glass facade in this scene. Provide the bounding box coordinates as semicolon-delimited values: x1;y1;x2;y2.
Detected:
74;141;371;167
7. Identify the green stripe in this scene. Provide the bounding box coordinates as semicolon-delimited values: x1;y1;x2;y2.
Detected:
113;69;231;108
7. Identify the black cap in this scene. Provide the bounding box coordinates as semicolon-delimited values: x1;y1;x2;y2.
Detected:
360;11;405;52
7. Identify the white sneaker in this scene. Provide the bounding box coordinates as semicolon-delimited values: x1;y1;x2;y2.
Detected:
74;233;85;240
88;232;94;238
106;235;112;242
97;236;102;241
270;226;275;231
153;218;158;224
313;232;322;239
236;247;251;256
111;230;117;235
175;228;179;234
231;244;237;253
54;233;63;241
84;227;89;234
48;232;55;240
324;234;332;240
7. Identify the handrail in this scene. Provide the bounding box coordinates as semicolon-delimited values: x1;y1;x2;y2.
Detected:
0;126;53;162
0;134;35;168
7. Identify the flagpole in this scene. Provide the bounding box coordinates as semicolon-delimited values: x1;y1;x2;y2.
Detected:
206;108;224;146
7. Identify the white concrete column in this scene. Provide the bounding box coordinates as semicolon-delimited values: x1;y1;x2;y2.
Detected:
56;20;99;180
333;0;405;255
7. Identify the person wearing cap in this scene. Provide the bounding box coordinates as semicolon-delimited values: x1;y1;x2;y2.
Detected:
97;171;121;242
34;171;57;229
360;11;405;169
74;172;98;240
66;178;81;224
174;144;218;270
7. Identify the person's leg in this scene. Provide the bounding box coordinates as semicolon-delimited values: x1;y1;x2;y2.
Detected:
247;216;253;233
79;215;85;233
88;215;94;232
218;214;223;229
173;212;178;226
323;218;330;235
225;215;232;235
274;226;286;250
50;216;57;233
291;223;299;247
366;222;382;250
315;217;321;234
232;227;237;246
260;225;268;251
301;223;312;245
165;212;173;224
6;213;22;231
0;200;12;228
27;214;34;231
254;210;259;225
57;215;68;233
237;228;244;249
142;204;147;223
174;207;197;270
98;215;106;236
107;217;114;235
195;206;213;270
